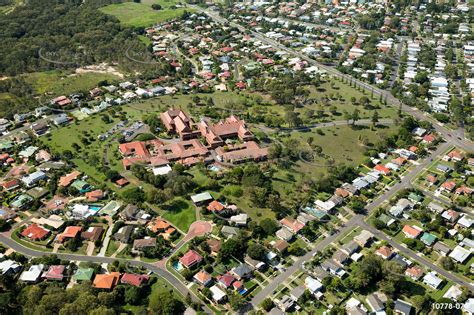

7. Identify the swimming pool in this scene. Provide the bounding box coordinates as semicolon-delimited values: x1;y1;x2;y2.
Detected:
173;261;184;271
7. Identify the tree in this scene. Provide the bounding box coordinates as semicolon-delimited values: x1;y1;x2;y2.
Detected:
440;257;455;271
229;292;245;311
261;298;274;312
259;218;279;236
412;295;431;313
151;3;162;10
247;243;267;261
148;291;184;314
371;111;379;128
371;218;386;230
121;187;145;204
124;286;142;305
351;109;360;126
349;254;383;291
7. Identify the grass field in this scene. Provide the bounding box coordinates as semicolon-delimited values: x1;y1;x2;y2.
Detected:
272;123;398;195
100;0;193;28
148;198;196;232
22;71;121;96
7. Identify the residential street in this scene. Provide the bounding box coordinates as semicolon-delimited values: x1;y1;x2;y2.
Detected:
0;233;213;314
358;220;474;291
191;5;474;153
251;141;465;306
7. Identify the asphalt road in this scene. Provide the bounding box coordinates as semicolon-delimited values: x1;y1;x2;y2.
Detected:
251;142;458;306
0;233;212;314
358;220;474;291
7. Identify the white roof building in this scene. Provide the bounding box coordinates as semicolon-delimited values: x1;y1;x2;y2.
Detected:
449;246;471;263
19;264;44;282
423;271;443;289
210;285;226;302
304;276;323;294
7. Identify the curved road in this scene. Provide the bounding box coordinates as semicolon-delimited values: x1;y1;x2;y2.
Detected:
0;233;212;314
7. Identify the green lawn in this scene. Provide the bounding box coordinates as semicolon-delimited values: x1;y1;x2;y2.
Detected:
22;71;121;95
105;240;120;256
272;124;397;195
100;0;194;28
149;198;196;232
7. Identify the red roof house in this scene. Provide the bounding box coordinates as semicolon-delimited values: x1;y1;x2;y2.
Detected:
375;246;393;259
441;181;456;192
402;225;422;238
57;226;82;243
42;265;66;281
21;224;50;241
93;272;121;289
120;273;150;286
207;200;225;212
374;164;391;175
217;273;235;289
1;179;20;191
180;250;203;268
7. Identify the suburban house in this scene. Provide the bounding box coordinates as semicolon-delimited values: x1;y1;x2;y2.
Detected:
21;224;50;241
180;250;203;268
93;272;121;290
120;273;150;287
194;270;212;286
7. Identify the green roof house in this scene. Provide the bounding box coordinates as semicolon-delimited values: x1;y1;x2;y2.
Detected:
11;194;33;209
72;267;95;282
408;193;423;203
421;232;437;246
0;140;13;151
71;180;92;193
379;214;396;226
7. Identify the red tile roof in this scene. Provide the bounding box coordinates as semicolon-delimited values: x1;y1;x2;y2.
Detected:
93;272;121;289
194;270;212;285
2;179;19;190
85;189;104;202
21;224;50;240
402;225;421;238
43;265;65;280
59;171;81;187
120;273;149;286
280;217;305;233
180;250;203;268
57;226;82;243
374;164;391;175
207;200;225;212
217;273;235;288
376;246;392;259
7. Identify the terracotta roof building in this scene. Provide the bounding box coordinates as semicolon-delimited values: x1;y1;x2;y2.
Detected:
280;217;305;233
42;265;66;281
194;270;212;286
57;226;82;243
402;225;422;238
120;139;209;170
160;109;200;140
85;189;104;202
147;218;171;233
198;115;253;148
375;246;393;260
21;224;50;241
93;272;121;290
59;171;81;187
405;265;424;280
215;141;268;164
